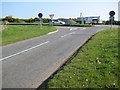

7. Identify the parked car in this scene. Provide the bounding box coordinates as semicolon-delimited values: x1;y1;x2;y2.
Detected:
52;20;65;24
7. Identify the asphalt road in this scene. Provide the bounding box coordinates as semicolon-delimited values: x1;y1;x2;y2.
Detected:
1;25;118;88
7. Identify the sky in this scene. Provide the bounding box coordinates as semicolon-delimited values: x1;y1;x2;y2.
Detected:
1;0;119;21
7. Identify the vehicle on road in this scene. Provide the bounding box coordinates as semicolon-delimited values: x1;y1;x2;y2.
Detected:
52;20;65;24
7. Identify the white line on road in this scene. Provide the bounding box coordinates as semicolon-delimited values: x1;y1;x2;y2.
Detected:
56;27;70;29
61;32;75;38
70;28;77;31
48;29;59;35
82;28;86;30
0;41;50;61
96;29;104;32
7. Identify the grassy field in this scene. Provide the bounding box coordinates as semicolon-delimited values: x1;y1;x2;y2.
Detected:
3;23;93;27
42;28;119;88
0;25;56;46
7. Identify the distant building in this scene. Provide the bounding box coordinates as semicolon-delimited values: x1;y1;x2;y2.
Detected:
77;16;100;24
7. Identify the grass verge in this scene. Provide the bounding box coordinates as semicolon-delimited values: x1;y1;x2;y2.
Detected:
41;28;119;88
0;25;56;46
6;23;94;27
6;23;49;25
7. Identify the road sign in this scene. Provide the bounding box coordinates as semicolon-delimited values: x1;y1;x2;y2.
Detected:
38;13;43;18
49;14;54;26
109;11;115;17
109;11;115;30
38;13;43;29
49;14;54;19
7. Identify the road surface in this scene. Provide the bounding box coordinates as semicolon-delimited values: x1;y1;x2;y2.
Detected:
1;25;118;88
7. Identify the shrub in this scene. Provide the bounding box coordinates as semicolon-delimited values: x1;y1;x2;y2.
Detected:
53;24;93;27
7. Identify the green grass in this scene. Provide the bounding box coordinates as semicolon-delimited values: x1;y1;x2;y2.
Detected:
43;28;119;88
7;23;39;25
1;25;56;46
6;23;49;25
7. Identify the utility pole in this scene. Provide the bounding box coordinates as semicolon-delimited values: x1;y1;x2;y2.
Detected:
80;12;84;24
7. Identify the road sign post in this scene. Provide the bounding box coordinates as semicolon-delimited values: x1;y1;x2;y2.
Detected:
109;16;114;29
39;18;42;29
49;14;54;26
38;13;43;29
109;11;115;30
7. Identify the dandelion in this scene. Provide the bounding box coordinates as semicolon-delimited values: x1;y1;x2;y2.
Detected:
98;61;101;64
101;56;104;58
96;60;101;64
113;83;115;85
86;79;88;81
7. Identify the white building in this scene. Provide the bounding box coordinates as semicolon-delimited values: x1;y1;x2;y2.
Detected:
77;16;100;24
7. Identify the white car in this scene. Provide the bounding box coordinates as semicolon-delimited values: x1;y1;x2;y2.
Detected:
52;20;65;24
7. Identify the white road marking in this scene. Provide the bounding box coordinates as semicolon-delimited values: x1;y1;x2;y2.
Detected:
57;27;70;29
48;29;59;35
96;29;104;32
70;28;77;31
61;34;68;38
0;41;50;61
61;32;75;38
82;28;86;30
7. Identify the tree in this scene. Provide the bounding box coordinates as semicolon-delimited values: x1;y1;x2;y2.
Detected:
42;18;51;23
69;18;77;21
29;18;34;23
34;17;39;21
3;16;14;22
14;18;20;23
114;21;120;25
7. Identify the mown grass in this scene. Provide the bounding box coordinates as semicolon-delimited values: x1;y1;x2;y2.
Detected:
43;28;119;88
0;25;56;46
6;23;49;25
6;23;94;27
6;23;39;25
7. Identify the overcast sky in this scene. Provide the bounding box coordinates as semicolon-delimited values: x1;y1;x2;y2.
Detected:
1;0;119;21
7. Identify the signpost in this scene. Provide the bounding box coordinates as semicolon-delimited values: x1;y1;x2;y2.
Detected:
49;14;54;26
109;11;115;30
38;13;43;29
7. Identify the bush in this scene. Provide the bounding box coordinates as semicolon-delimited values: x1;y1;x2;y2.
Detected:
114;21;120;25
53;24;93;27
104;21;120;25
